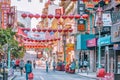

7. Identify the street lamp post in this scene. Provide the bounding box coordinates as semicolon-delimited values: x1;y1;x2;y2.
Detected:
63;33;66;64
96;5;103;68
7;7;15;69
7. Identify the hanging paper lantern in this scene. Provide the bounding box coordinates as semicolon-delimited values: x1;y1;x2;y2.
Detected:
82;0;89;3
93;0;100;3
69;29;73;32
104;0;109;4
82;14;89;19
28;14;34;18
58;29;62;33
48;14;53;19
21;13;27;18
74;14;81;19
46;40;49;42
34;14;40;19
42;29;47;32
41;14;47;19
25;28;30;31
62;15;68;20
55;14;60;19
39;41;41;43
32;28;36;32
58;38;60;40
68;15;74;19
63;29;68;33
48;29;52;32
53;29;57;33
37;29;41;32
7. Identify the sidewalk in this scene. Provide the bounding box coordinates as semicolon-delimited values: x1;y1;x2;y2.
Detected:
77;72;97;79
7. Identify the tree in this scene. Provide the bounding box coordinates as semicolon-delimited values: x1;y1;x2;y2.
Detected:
0;28;25;58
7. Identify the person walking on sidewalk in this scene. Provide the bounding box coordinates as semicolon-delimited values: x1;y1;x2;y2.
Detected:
19;59;25;76
46;61;49;72
25;60;32;80
52;60;56;72
33;60;36;69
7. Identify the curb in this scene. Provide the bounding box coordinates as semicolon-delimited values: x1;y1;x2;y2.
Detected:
10;75;17;80
77;73;98;79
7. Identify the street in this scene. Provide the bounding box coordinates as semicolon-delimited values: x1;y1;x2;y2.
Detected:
14;67;97;80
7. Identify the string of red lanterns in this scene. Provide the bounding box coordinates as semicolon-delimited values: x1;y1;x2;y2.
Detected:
23;38;61;43
21;13;89;19
24;45;51;49
21;28;73;33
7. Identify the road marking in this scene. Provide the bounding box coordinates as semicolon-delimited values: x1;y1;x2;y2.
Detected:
40;76;44;80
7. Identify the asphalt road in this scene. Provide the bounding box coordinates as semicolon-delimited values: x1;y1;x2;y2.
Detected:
14;67;97;80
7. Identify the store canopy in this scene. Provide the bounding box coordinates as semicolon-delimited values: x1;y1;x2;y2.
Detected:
76;34;95;50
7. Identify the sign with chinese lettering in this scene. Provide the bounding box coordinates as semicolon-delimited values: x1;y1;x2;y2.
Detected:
1;3;10;29
95;12;112;27
77;19;85;31
111;23;120;42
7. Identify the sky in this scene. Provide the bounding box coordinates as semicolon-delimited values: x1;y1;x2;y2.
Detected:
11;0;60;28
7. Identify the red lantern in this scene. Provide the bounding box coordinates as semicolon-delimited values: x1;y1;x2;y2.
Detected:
71;0;77;1
28;14;34;18
34;14;40;19
41;14;47;19
69;29;73;32
48;14;53;19
21;13;27;18
93;0;100;3
63;29;68;33
104;0;109;4
82;14;89;19
48;29;52;32
82;0;89;3
39;41;41;43
58;38;60;40
74;14;81;19
55;14;60;19
32;28;36;32
53;29;57;33
68;15;74;19
62;15;68;20
25;28;30;31
37;29;41;32
58;29;62;33
42;29;47;32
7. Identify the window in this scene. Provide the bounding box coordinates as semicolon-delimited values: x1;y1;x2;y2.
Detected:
39;0;43;3
28;0;31;2
17;0;21;1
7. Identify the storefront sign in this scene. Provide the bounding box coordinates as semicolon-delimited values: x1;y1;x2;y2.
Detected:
97;36;111;46
113;44;120;50
77;19;85;31
95;12;112;27
111;23;120;42
87;38;97;47
77;34;95;50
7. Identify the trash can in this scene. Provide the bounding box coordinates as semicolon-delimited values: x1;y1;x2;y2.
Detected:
114;74;120;80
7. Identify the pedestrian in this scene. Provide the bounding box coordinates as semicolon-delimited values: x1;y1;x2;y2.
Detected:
46;61;49;72
52;60;56;71
25;60;32;80
33;60;36;69
15;59;20;71
19;59;25;76
11;59;15;69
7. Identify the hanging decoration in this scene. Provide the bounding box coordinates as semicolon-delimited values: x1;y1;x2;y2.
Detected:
28;14;34;18
104;0;110;4
34;14;40;19
21;13;27;18
21;13;89;20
